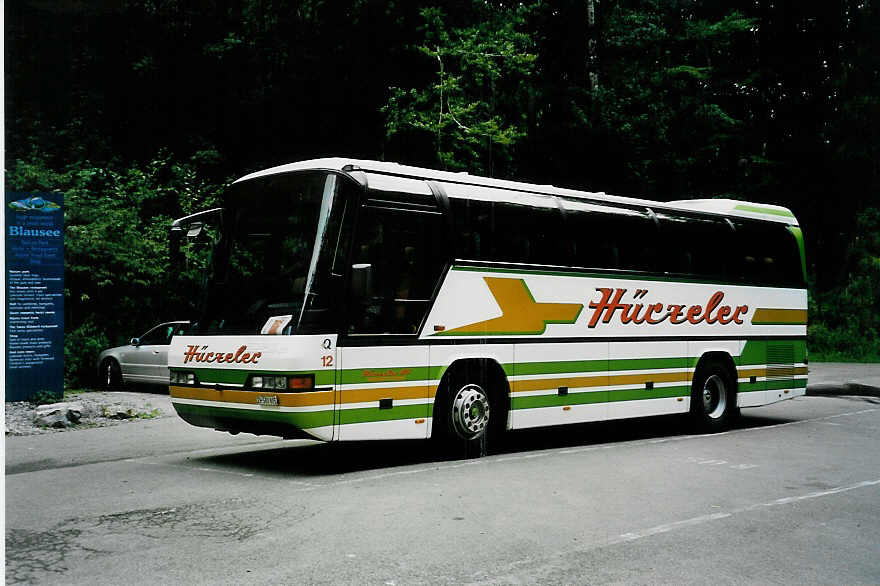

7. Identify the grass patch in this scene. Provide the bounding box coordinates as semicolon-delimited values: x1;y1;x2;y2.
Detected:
29;390;63;406
63;388;97;399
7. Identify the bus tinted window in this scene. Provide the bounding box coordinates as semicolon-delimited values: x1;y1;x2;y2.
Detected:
563;203;657;272
451;198;565;266
348;207;444;335
732;221;804;287
656;213;733;279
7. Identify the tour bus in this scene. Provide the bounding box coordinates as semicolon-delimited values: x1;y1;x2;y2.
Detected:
168;158;807;457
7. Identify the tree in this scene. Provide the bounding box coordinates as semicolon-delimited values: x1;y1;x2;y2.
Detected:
6;152;226;385
383;4;538;175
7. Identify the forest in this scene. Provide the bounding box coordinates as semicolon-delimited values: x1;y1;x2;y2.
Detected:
5;0;879;387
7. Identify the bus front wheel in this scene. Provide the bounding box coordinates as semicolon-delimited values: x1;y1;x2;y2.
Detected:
690;359;738;431
435;374;493;459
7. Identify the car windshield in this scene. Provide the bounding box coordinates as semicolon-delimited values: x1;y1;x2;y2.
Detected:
192;171;345;335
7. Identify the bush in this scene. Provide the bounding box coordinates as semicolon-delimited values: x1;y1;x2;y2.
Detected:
6;151;228;389
29;390;63;406
808;208;880;362
64;320;109;388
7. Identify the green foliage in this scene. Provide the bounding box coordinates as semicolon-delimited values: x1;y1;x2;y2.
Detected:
29;390;63;406
63;320;109;388
7;152;227;387
809;208;880;361
384;3;538;174
591;3;758;197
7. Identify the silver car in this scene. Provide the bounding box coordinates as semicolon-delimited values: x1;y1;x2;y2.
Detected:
97;321;189;389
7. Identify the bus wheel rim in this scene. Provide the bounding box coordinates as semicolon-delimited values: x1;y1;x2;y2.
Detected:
451;384;490;439
702;374;727;419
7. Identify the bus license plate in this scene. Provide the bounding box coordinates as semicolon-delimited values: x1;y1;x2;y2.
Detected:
257;395;279;407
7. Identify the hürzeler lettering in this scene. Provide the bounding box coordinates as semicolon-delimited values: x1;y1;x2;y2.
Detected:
183;344;261;364
587;288;748;328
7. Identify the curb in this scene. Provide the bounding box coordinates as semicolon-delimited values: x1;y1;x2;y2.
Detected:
806;383;880;398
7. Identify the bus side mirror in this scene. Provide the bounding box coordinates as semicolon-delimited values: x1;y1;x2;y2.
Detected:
170;208;223;265
351;264;373;300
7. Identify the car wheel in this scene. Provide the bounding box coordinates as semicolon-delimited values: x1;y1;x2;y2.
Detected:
102;359;123;391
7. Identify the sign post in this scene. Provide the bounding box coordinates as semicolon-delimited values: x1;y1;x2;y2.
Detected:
5;192;65;402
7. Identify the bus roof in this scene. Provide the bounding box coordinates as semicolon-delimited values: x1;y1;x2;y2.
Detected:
234;157;799;226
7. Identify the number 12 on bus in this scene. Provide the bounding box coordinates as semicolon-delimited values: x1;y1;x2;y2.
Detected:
168;158;807;457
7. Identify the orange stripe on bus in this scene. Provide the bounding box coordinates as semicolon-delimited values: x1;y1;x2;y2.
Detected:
737;366;807;378
171;386;334;407
339;385;437;403
170;384;438;407
752;308;807;324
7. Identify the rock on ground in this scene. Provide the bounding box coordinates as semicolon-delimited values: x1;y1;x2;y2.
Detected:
5;391;173;436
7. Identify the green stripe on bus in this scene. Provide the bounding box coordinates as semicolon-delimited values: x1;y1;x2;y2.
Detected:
337;365;445;385
505;356;693;377
738;340;766;365
610;356;696;371
739;378;807;393
505;359;604;376
511;385;690;410
787;226;808;283
172;402;332;429
733;204;795;217
739;339;807;365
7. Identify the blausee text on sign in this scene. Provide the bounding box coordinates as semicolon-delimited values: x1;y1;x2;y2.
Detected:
5;192;65;401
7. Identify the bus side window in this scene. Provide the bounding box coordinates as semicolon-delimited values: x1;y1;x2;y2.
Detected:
451;198;564;266
565;208;619;270
348;207;443;335
451;199;492;260
657;214;732;280
606;210;657;273
492;202;565;265
733;221;804;287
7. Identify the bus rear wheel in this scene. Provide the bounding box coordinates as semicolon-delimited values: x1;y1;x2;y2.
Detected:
690;359;738;431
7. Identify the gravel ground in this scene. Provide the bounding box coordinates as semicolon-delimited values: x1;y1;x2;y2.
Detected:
5;389;174;436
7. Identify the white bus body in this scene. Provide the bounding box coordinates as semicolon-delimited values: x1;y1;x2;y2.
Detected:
169;159;807;455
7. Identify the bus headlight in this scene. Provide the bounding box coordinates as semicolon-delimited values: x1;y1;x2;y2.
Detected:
170;371;196;385
249;374;315;391
251;375;287;390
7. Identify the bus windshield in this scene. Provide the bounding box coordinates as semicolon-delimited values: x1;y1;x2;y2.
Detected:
192;171;345;335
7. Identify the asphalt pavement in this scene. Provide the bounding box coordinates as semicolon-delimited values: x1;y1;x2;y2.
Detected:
805;362;880;396
5;363;880;585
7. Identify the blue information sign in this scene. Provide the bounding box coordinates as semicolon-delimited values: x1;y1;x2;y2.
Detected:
5;192;65;401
